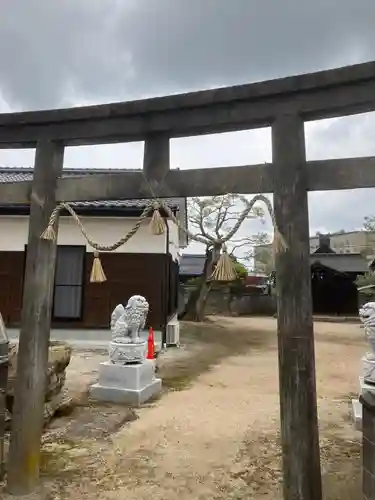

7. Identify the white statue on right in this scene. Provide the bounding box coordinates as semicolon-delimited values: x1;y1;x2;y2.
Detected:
359;302;375;383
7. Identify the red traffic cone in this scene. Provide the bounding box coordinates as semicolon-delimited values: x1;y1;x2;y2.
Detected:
147;327;155;360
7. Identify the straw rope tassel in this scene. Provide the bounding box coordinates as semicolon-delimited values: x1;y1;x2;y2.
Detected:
40;205;61;241
149;202;165;235
40;224;56;241
210;247;237;282
90;251;107;283
273;227;288;255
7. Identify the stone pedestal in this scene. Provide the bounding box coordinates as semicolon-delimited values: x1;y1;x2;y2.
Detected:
351;377;375;431
360;391;375;499
351;379;375;498
109;339;147;365
352;353;375;432
90;359;162;407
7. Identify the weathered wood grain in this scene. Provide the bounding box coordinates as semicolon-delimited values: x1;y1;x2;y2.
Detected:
272;114;322;500
6;141;64;495
142;134;171;197
1;156;375;205
142;134;171;344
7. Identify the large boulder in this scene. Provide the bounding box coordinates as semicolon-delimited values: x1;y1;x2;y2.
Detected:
6;341;72;427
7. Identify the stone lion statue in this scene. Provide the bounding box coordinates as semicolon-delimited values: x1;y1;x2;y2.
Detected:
110;295;149;344
359;302;375;359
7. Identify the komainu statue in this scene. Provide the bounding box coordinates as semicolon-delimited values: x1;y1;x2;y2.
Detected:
359;302;375;383
109;295;149;364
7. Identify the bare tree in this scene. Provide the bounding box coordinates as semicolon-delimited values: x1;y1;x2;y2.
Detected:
181;194;264;322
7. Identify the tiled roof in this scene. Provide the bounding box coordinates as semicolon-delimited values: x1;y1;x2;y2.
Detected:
0;166;182;211
310;253;369;273
179;254;206;276
180;253;369;276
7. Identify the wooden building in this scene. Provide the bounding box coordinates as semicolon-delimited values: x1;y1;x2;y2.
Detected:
310;234;368;315
269;234;369;315
0;167;187;330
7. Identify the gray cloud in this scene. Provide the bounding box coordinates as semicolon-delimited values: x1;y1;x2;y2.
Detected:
121;0;375;94
1;0;375;109
0;0;375;250
0;1;133;109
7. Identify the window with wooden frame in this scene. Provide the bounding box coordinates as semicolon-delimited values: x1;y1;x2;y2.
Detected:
53;246;86;320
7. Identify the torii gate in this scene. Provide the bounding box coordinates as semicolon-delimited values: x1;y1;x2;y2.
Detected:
1;60;375;499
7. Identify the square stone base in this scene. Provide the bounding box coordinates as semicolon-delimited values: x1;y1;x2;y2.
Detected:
90;359;162;407
90;378;162;407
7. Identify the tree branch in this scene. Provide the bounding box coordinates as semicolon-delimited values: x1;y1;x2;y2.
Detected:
188;194;266;250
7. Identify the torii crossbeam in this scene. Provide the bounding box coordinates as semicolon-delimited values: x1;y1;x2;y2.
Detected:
2;60;375;499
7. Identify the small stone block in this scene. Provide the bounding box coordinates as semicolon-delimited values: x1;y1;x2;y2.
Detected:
352;398;362;431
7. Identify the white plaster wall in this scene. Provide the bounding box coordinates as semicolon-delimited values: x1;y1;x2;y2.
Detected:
0;215;180;255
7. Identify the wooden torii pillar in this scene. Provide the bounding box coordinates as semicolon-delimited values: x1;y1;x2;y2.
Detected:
272;114;321;500
6;141;65;495
6;135;172;496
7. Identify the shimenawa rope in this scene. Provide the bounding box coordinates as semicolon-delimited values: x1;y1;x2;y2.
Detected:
41;202;154;282
41;187;286;283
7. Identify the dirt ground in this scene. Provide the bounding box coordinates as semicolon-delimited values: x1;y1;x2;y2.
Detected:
2;317;365;499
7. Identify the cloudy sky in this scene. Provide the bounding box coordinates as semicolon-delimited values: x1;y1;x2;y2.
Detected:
1;0;375;254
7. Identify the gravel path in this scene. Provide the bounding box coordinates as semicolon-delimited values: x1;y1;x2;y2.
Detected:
101;318;363;499
4;318;365;499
